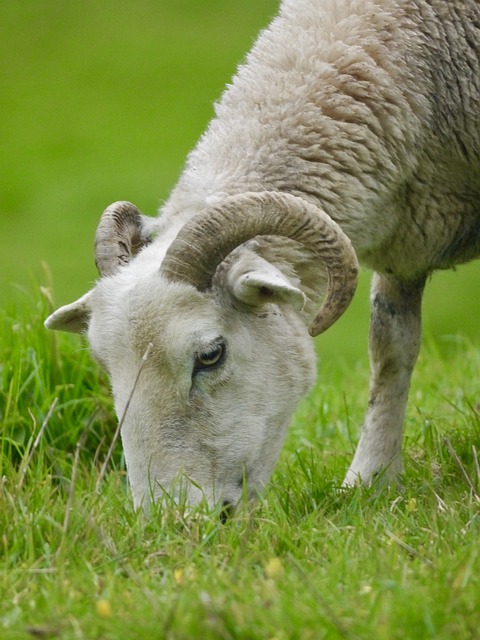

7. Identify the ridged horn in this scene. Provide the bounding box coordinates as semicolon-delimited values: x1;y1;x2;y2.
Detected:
94;201;153;276
160;191;358;336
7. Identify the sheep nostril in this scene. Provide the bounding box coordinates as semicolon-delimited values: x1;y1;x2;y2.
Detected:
220;499;234;523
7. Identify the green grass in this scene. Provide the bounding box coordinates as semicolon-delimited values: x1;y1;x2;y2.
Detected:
2;1;480;638
1;289;479;640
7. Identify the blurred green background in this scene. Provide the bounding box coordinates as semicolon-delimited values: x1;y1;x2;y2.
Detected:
1;0;479;364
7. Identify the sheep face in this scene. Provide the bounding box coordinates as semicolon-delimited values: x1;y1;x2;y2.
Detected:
87;268;317;511
45;194;357;510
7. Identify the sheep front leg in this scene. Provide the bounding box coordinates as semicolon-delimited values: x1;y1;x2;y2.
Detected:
344;273;426;486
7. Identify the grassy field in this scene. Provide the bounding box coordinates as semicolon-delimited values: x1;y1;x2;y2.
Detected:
1;1;480;639
1;292;479;639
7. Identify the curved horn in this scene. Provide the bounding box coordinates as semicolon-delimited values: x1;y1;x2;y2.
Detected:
94;201;153;277
160;191;358;336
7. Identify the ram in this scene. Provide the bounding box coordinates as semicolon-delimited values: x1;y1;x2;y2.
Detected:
46;0;480;511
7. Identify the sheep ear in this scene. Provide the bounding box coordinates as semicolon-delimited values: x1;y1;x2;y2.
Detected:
238;237;329;320
44;290;93;333
225;252;306;310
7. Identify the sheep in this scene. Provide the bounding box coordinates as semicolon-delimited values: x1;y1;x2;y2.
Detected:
45;0;480;511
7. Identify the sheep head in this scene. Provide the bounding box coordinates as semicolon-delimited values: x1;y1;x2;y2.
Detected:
45;192;358;511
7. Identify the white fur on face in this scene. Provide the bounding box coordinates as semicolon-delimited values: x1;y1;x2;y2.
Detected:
87;271;317;510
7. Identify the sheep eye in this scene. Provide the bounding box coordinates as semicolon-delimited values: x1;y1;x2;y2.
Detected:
195;342;226;372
